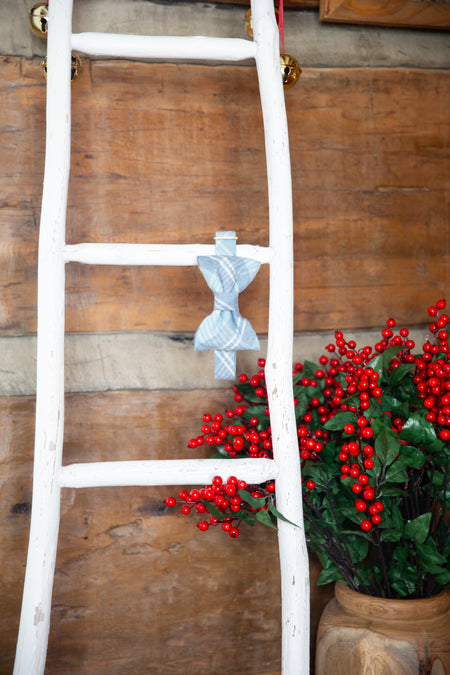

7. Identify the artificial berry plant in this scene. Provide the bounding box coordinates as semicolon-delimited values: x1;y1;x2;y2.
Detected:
165;300;450;599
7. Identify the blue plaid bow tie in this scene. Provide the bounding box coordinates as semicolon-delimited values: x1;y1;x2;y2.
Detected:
195;232;260;380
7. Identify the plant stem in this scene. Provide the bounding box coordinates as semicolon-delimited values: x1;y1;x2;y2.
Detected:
324;487;373;594
414;545;424;599
425;462;434;513
411;468;421;519
303;494;372;595
437;465;450;555
373;528;392;598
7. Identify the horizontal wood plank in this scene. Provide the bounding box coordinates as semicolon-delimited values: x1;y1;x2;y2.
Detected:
1;57;448;335
0;390;333;674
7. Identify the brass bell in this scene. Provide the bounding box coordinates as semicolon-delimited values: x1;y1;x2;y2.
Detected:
29;2;48;37
244;8;279;39
244;9;253;38
41;53;83;84
280;54;301;88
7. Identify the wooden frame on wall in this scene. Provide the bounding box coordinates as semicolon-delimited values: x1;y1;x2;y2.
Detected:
320;0;450;29
204;0;319;6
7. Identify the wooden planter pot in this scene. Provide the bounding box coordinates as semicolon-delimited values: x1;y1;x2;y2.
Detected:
316;582;450;675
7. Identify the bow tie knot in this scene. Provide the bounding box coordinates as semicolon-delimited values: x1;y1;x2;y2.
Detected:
195;238;261;380
214;291;239;313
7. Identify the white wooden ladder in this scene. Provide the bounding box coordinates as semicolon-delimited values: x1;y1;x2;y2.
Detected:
14;1;309;673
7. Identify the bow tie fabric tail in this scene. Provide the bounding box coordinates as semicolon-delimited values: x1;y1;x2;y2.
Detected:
195;232;261;380
215;350;237;381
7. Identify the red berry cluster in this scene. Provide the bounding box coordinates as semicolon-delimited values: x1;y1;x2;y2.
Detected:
165;474;276;538
295;362;384;530
296;302;447;529
185;360;272;460
414;300;450;440
165;300;449;540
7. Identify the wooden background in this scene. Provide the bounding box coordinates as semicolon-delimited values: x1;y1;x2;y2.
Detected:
0;16;449;673
1;390;333;674
2;57;449;336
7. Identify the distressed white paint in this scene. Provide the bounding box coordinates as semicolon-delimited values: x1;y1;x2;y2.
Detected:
71;33;257;61
252;1;310;673
13;1;73;674
59;458;277;488
64;243;273;265
15;1;308;673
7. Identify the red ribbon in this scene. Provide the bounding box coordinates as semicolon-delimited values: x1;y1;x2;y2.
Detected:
279;0;285;54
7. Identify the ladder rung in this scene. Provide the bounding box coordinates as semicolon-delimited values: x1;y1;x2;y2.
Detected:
63;243;273;265
71;33;257;62
59;458;278;488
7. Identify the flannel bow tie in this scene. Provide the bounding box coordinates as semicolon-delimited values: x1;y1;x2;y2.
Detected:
195;232;260;380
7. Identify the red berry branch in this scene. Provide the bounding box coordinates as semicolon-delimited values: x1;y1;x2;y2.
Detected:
165;301;450;599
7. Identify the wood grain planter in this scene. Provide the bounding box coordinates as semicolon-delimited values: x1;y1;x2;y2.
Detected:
316;582;450;675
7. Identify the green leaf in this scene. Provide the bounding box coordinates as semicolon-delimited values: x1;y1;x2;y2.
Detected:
404;513;431;544
235;510;255;526
380;394;409;417
340;506;364;527
400;412;439;449
370;346;401;378
255;508;277;530
241;405;268;428
379;485;407;498
388;547;408;579
378;509;403;542
294;390;311;419
388;362;415;385
345;536;369;563
416;538;447;567
211;448;229;458
426;438;446;455
323;411;358;431
317;566;344;586
302;360;320;378
236;382;265;403
390;504;405;530
434;568;450;586
199;499;224;521
426;470;446;487
267;501;298;527
378;504;403;541
399;445;426;470
388;545;419;596
364;399;383;419
399;414;424;445
380;528;403;542
314;550;345;585
385;459;409;483
390;577;418;597
374;426;401;466
238;488;267;509
436;489;450;509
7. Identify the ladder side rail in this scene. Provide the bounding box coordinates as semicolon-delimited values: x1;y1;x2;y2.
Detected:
71;33;257;62
59;458;277;488
64;242;273;265
13;1;73;674
251;2;309;674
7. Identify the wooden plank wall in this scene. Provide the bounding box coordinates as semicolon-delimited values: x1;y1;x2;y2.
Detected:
1;391;333;674
0;23;449;675
2;56;449;336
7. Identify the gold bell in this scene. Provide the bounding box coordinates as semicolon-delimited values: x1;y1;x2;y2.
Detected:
280;54;301;88
244;8;279;39
244;9;253;38
29;2;48;37
41;53;83;84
